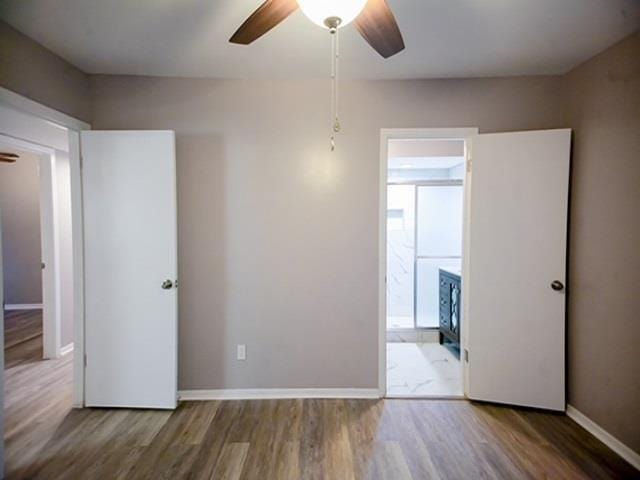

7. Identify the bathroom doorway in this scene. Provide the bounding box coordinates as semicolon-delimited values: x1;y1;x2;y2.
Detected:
380;128;476;398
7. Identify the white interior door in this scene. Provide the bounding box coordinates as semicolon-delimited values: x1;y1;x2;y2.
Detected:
82;130;177;409
466;129;570;411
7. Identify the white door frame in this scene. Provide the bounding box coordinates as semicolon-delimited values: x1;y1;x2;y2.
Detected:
378;127;478;397
0;87;90;407
0;133;61;359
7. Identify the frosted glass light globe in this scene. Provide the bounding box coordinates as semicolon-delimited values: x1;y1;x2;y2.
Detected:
297;0;368;28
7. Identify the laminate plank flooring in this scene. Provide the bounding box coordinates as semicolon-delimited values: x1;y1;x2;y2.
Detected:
4;310;638;479
4;309;42;350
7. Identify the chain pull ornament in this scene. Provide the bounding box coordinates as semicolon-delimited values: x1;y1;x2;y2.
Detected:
328;19;341;151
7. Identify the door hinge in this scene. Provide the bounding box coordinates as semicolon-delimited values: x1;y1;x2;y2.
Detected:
464;349;469;363
466;159;472;173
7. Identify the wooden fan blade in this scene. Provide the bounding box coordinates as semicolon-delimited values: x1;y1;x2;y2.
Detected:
230;0;299;45
0;152;18;158
0;157;17;163
355;0;405;58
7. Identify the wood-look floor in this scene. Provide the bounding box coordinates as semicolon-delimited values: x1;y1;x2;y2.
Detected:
4;310;638;479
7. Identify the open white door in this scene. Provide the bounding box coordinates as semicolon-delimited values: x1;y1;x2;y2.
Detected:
81;131;177;409
467;129;570;411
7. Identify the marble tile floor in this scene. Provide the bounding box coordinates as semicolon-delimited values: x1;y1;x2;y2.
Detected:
387;315;413;329
387;342;464;397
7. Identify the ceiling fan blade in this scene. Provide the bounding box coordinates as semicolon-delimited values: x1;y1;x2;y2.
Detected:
0;152;18;158
0;157;17;163
355;0;405;58
230;0;299;45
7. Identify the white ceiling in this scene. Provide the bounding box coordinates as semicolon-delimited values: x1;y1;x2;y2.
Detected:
1;0;639;79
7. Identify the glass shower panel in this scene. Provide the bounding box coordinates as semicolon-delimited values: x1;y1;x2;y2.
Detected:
386;185;415;329
415;185;463;328
416;186;463;257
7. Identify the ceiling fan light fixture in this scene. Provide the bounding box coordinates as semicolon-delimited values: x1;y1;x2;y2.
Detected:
297;0;368;29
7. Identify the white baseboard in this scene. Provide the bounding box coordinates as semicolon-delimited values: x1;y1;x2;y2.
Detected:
179;388;381;401
566;405;640;471
4;303;43;310
60;342;74;356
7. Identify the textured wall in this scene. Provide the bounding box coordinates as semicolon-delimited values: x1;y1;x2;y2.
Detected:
0;150;42;304
564;31;640;453
0;20;90;122
3;14;637;453
89;75;565;390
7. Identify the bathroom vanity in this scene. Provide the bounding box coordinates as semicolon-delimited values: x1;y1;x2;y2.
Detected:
439;267;461;354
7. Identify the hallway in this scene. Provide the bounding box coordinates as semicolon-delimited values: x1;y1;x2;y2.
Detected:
4;309;73;478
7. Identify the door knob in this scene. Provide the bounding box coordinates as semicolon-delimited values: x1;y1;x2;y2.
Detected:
161;279;173;290
550;280;564;291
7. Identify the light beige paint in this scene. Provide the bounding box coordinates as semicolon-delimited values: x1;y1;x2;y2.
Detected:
564;31;640;454
0;149;42;304
89;75;566;390
0;20;90;122
1;16;637;454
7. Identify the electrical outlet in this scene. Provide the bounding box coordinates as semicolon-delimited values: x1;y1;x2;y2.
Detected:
237;344;246;360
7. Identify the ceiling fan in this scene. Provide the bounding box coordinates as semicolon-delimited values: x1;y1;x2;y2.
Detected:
229;0;405;59
0;152;18;163
229;0;405;150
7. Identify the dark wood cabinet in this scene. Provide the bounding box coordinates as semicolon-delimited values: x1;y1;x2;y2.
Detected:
439;268;461;353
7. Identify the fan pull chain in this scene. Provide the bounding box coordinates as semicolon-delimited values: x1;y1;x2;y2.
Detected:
330;26;341;151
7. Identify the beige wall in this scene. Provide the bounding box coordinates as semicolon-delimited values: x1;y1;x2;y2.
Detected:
0;150;42;304
89;75;566;390
1;17;637;453
0;20;91;122
564;31;640;453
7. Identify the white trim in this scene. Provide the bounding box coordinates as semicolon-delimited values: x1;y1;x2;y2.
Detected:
0;133;62;360
566;405;640;471
0;89;90;408
0;133;58;157
39;151;62;360
3;304;43;310
60;342;74;356
0;86;90;131
379;127;479;398
69;131;86;408
178;388;381;401
380;127;480;141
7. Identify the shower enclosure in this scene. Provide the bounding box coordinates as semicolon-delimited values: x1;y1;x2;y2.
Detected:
386;181;463;330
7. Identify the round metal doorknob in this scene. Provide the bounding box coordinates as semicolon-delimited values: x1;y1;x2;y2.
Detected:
550;280;564;291
161;279;173;290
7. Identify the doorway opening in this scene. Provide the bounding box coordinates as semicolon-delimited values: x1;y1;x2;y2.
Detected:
0;133;74;356
0;91;88;473
380;128;477;398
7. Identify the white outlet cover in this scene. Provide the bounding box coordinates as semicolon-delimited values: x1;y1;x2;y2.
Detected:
237;344;246;360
